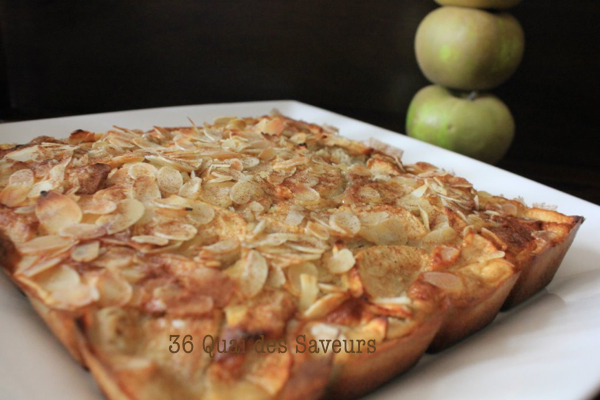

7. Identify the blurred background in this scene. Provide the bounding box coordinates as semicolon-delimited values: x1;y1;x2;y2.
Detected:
0;0;598;204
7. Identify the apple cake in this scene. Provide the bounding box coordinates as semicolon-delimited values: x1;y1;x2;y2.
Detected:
0;115;583;399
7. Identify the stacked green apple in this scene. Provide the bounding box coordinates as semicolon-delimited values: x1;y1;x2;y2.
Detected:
407;0;524;163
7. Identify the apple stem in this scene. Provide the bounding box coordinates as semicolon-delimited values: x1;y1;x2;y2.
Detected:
468;91;478;101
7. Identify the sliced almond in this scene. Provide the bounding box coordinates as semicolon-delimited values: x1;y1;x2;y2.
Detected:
299;274;319;311
153;221;197;241
186;203;216;226
240;250;268;298
18;257;64;277
284;208;305;227
305;221;330;240
0;169;35;206
83;200;117;215
36;264;80;292
5;146;44;162
59;223;107;240
132;176;161;203
229;180;260;205
153;195;191;210
303;292;348;319
95;199;145;234
71;241;101;262
293;185;320;206
18;235;76;255
287;262;318;295
131;235;169;246
0;185;31;207
128;162;158;180
327;248;355;274
96;269;133;307
35;192;83;234
157;166;183;194
51;283;99;309
329;211;360;236
422;271;463;292
179;177;202;199
267;266;286;288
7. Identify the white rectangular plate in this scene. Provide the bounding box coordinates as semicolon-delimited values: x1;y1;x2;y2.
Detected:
1;100;599;400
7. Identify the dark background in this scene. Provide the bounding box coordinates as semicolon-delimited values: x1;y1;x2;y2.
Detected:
0;0;598;204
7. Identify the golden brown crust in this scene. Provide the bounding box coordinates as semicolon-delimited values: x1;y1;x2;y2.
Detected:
503;215;583;309
326;312;443;400
429;271;519;352
29;297;86;364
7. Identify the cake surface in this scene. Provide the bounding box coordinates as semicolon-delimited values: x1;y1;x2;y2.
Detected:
0;115;582;399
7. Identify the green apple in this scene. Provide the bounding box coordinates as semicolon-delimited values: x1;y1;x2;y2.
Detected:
415;6;525;90
435;0;522;10
406;85;514;164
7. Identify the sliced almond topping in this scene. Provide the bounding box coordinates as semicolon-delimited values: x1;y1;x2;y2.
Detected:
153;221;197;241
327;248;355;274
59;223;107;240
153;195;191;210
240;250;269;298
9;169;35;186
51;283;99;309
273;156;309;171
83;200;117;215
187;203;216;226
157;166;183;194
132;176;161;203
360;218;408;246
242;157;260;169
18;235;76;255
178;177;202;199
18;257;64;277
293;185;320;206
258;147;276;161
299;274;319;311
329;211;360;236
303;292;348;319
422;271;463;292
27;180;56;199
35;192;83;234
96;269;133;307
421;225;458;248
13;205;35;214
267;266;286;288
410;184;428;198
36;264;80;292
131;235;169;246
14;255;39;274
284;207;305;227
229;180;259;205
357;186;381;202
0;185;31;207
5;146;43;162
305;221;330;240
372;294;412;307
95;199;145;234
128;162;158;180
287;262;318;295
71;241;101;262
93;247;135;269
